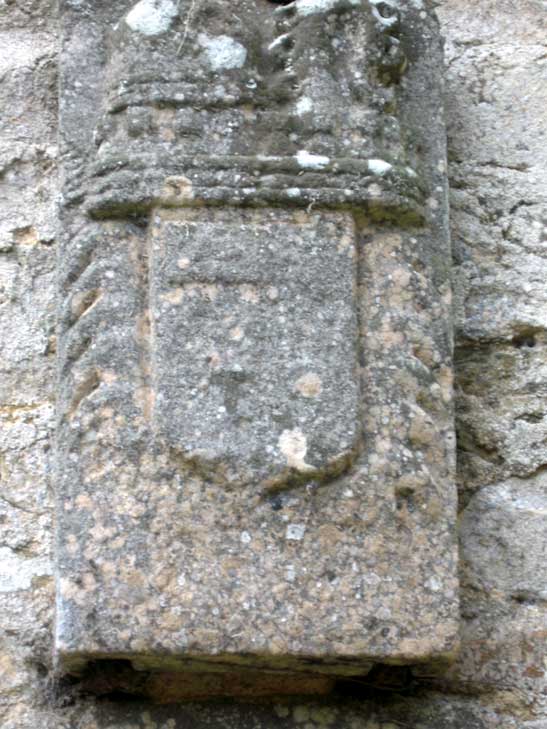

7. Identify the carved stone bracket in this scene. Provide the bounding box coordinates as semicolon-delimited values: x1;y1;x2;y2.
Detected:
56;0;458;695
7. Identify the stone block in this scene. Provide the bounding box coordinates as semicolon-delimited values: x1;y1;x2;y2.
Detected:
55;0;458;690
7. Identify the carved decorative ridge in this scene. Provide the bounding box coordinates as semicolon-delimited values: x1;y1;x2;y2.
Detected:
79;153;424;221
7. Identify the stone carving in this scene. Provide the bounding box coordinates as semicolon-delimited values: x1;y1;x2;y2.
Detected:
150;208;361;490
80;0;421;218
56;0;458;689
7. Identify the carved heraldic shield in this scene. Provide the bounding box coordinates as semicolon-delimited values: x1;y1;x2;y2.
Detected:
55;0;458;690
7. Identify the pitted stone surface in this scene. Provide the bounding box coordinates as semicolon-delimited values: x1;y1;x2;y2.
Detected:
151;208;360;490
461;474;547;603
3;0;547;726
55;0;458;685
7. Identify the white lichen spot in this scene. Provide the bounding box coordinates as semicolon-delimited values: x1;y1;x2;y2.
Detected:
426;576;441;592
177;257;191;269
296;96;313;116
198;34;247;71
286;524;306;541
287;187;302;198
294;372;322;398
295;0;361;18
368;159;392;176
240;531;252;544
125;0;178;36
278;428;313;472
295;150;330;170
0;548;51;593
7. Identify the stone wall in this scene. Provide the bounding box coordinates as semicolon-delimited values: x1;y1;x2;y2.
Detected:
0;0;545;727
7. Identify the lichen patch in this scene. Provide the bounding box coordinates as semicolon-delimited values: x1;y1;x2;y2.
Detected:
368;159;392;176
278;429;313;472
296;150;330;170
198;34;247;71
286;524;306;541
125;0;178;36
296;97;313;116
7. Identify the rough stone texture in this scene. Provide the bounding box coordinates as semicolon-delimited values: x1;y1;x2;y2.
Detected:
0;0;546;727
430;2;547;726
55;0;457;679
150;208;361;490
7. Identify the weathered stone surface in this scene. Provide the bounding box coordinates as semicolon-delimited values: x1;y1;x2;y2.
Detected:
1;0;547;727
433;6;547;724
54;0;457;684
461;475;547;603
150;207;361;490
444;472;547;711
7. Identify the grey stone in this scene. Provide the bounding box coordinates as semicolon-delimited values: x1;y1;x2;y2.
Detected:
151;207;360;490
54;0;458;689
1;0;546;726
461;473;547;604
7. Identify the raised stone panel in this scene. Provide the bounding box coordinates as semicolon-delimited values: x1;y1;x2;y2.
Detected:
150;207;360;491
55;0;459;691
